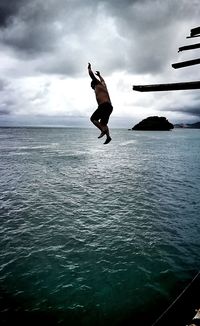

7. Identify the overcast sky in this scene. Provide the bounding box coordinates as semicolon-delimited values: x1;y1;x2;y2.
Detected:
0;0;200;127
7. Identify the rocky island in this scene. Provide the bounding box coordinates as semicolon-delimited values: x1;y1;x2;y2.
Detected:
132;116;174;131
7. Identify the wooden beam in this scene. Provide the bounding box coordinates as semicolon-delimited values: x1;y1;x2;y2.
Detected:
178;43;200;52
187;35;200;39
172;58;200;69
187;27;200;38
191;26;200;37
133;81;200;92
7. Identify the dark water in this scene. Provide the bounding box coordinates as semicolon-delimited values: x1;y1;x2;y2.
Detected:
0;127;200;325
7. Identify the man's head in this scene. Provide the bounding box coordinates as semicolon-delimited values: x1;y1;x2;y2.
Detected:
91;79;100;90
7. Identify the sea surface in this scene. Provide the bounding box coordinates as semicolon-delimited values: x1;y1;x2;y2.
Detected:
0;127;200;325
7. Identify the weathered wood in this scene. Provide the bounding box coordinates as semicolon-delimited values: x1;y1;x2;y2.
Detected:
172;58;200;69
133;81;200;92
191;26;200;37
186;35;200;39
187;27;200;38
178;43;200;52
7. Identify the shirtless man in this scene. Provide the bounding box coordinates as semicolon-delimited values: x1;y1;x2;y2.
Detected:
88;63;113;144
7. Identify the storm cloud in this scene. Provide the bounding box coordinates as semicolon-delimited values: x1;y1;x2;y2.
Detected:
1;0;199;75
161;92;200;118
0;0;200;125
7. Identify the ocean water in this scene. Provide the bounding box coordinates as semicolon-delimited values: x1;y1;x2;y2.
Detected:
0;127;200;325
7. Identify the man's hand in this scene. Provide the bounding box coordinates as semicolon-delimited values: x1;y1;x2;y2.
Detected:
95;70;104;84
88;62;96;80
95;71;100;77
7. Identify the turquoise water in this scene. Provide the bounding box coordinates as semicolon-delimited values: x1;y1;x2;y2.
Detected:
0;127;200;325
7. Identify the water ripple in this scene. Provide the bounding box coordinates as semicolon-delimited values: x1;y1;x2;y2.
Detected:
0;128;200;325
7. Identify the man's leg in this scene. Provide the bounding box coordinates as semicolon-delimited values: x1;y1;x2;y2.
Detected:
98;122;108;138
103;127;112;144
90;118;102;131
99;105;112;143
100;122;111;144
90;108;112;144
90;107;103;132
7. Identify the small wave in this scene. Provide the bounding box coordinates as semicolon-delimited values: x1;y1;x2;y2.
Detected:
119;140;137;146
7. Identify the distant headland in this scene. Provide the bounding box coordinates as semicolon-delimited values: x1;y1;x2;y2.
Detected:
132;116;174;131
174;121;200;129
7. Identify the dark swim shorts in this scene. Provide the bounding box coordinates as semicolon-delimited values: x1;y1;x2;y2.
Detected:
90;102;113;124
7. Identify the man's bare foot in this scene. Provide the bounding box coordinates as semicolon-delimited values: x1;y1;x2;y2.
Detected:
104;136;112;144
98;131;106;138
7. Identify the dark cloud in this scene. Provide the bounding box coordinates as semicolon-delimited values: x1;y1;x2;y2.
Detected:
0;0;199;76
0;78;8;91
162;102;200;118
0;0;26;27
0;108;11;115
0;0;199;123
103;0;200;74
0;1;61;55
0;0;97;52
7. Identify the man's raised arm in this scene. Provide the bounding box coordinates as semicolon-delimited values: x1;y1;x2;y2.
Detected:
95;71;106;87
88;63;97;81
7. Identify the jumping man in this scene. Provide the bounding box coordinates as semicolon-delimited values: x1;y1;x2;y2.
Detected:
88;63;113;144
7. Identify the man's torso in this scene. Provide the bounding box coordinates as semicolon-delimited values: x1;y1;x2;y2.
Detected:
95;83;111;105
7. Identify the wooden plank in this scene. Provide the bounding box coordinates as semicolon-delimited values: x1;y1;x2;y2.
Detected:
178;43;200;52
187;27;200;38
186;35;200;39
133;81;200;92
191;26;200;37
172;58;200;69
